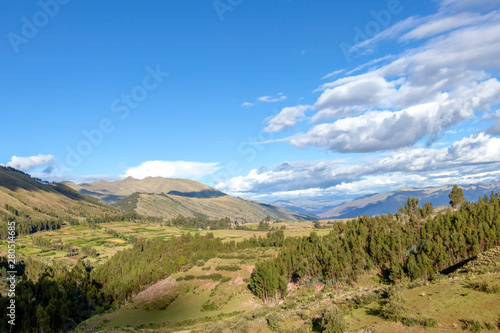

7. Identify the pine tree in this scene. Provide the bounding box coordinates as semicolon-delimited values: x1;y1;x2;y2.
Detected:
449;184;465;208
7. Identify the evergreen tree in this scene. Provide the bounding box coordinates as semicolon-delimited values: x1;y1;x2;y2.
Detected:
449;184;465;208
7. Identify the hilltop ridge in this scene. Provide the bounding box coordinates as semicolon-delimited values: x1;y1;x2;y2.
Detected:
65;176;315;221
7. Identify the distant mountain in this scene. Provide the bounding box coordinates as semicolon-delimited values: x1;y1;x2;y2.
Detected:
0;166;117;223
67;177;315;222
272;198;348;216
273;181;500;219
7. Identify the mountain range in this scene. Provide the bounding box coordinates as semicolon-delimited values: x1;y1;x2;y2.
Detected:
64;177;315;222
273;181;500;219
4;164;500;221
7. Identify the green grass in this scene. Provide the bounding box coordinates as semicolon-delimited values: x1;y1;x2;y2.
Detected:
344;273;500;332
99;249;262;330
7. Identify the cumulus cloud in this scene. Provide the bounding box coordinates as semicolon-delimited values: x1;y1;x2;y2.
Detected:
293;78;500;153
270;9;500;153
240;1;500;202
312;76;401;121
123;161;221;180
216;133;500;200
6;154;55;172
265;105;313;132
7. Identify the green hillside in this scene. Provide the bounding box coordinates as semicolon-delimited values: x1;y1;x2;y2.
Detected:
67;176;316;221
64;176;220;204
114;191;314;221
0;166;119;237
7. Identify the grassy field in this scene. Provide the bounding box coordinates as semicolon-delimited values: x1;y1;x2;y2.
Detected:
346;273;500;332
0;220;334;267
73;246;500;333
78;247;275;332
9;218;497;333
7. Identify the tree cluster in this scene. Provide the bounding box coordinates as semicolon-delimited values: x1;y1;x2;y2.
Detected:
167;214;232;230
0;259;110;333
250;190;500;302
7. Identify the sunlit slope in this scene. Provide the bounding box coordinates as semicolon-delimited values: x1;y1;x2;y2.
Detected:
0;166;116;222
114;192;315;221
67;176;316;221
64;176;218;204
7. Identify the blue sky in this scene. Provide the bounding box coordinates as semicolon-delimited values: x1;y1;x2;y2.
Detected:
1;0;500;203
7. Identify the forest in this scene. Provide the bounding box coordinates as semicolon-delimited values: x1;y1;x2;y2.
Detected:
249;189;500;303
1;187;499;332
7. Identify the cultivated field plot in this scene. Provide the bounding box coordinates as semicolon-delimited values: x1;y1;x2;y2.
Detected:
1;220;335;266
79;247;276;331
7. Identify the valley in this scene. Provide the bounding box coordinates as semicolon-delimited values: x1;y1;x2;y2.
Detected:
1;166;500;333
4;1;500;332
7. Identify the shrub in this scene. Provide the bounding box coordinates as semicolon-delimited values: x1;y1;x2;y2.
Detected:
380;289;407;322
402;316;438;328
202;301;219;312
215;264;241;272
346;291;381;310
298;310;310;320
266;312;282;331
181;263;194;272
484;321;496;330
460;319;484;332
146;293;179;310
321;307;345;333
468;281;500;294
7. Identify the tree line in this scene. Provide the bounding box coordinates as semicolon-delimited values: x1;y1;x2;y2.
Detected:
249;189;500;303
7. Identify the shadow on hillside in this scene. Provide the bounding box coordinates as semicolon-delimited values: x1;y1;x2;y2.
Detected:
167;189;227;199
440;256;476;275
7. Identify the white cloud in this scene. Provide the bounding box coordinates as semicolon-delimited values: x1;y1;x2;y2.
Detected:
241;101;255;108
258;93;287;103
242;93;287;107
273;12;500;153
400;11;497;41
265;105;312;132
123;161;221;180
351;16;422;52
30;172;121;184
486;109;500;135
216;133;500;201
441;0;500;11
6;154;55;172
312;75;401;121
321;69;345;80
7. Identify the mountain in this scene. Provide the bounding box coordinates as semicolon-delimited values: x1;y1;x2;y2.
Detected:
66;177;315;222
272;198;348;216
0;166;117;225
63;176;218;204
274;181;500;219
